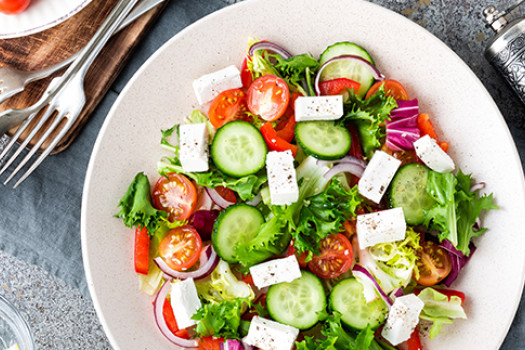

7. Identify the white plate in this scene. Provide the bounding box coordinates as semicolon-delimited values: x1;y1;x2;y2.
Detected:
0;0;92;39
81;0;525;349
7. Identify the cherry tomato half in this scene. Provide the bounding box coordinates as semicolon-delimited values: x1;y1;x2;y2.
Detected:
0;0;31;15
152;173;197;222
247;75;290;121
159;225;202;271
308;233;354;279
414;240;452;286
208;89;251;129
365;79;409;100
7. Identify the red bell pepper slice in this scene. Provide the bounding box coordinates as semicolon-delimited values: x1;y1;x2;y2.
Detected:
260;122;298;156
417;113;449;152
134;226;150;275
162;297;190;339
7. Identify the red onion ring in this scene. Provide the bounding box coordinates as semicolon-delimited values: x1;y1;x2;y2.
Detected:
470;182;486;192
205;187;235;209
316;155;367;169
154;245;219;280
323;162;365;180
314;55;385;96
248;41;292;59
353;264;393;307
220;339;245;350
154;280;199;348
246;192;262;206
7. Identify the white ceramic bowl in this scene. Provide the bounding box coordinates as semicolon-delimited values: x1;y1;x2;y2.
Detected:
82;0;525;349
0;0;92;39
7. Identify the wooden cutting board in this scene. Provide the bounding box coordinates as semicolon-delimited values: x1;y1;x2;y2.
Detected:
0;0;168;154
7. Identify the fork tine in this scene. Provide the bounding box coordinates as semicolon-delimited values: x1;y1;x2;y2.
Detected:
12;117;76;189
4;110;66;185
0;103;58;177
0;115;34;162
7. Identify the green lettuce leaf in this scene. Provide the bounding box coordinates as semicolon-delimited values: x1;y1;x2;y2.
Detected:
340;87;397;158
184;110;216;140
195;260;254;304
115;172;168;233
417;287;467;339
294;180;362;258
192;298;250;339
423;170;497;256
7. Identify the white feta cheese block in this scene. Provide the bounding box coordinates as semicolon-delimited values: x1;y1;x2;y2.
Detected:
413;134;455;173
249;255;302;289
179;123;209;172
192;65;243;105
243;316;299;350
381;294;425;346
356;207;406;249
358;150;402;204
266;150;299;205
170;278;202;329
294;95;344;121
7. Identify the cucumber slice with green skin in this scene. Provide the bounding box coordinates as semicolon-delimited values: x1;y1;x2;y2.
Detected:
295;120;351;160
388;163;436;225
329;277;387;330
211;203;264;263
319;42;375;98
266;270;326;330
211;121;267;177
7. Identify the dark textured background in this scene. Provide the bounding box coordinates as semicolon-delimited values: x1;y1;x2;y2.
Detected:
0;0;522;348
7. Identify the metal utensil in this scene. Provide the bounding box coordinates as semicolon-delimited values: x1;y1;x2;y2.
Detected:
0;0;140;187
0;0;165;106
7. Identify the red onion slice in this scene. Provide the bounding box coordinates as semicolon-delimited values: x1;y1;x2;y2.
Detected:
470;182;486;192
154;280;199;348
248;41;292;59
246;192;262;207
323;162;365;180
205;187;235;209
314;55;385;96
154;245;219;280
316;155;367;169
353;264;393;307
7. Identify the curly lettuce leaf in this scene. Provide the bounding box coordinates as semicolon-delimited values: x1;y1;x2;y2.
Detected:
340;87;397;158
295;312;380;350
115;172;167;233
195;260;254;304
423;170;497;256
417;287;467;339
294;180;362;258
192;298;250;339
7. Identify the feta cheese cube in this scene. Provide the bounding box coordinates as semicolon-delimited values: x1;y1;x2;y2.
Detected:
179;123;209;172
294;95;344;121
413;134;455;173
358;150;402;203
192;65;243;105
170;278;201;329
356;207;406;249
381;294;424;346
243;316;299;350
249;255;302;289
266;150;299;205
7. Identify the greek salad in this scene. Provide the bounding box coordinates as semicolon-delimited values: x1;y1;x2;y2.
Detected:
115;39;497;350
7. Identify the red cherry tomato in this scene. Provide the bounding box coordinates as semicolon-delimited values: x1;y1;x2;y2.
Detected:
285;240;308;268
308;233;354;279
365;79;409;100
134;226;150;275
208;89;251;129
152;173;197;222
213;186;237;203
240;56;253;89
0;0;31;15
414;240;453;286
247;75;290;121
158;225;202;271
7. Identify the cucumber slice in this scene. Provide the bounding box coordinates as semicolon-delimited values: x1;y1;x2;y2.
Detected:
295;121;351;160
388;163;436;225
319;42;375;98
211;204;264;263
329;278;387;330
267;270;326;329
211;121;267;177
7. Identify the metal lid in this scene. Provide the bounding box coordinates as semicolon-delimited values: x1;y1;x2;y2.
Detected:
484;1;525;61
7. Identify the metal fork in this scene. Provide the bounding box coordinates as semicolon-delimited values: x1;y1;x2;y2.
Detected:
0;0;165;106
0;0;140;188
